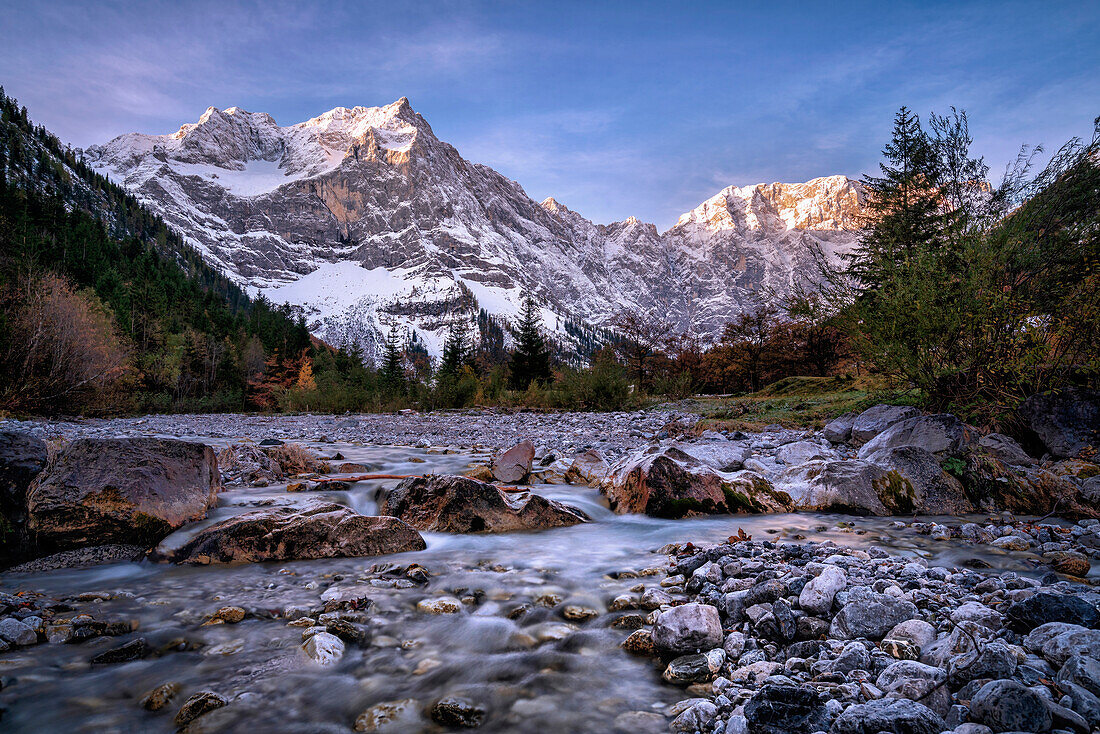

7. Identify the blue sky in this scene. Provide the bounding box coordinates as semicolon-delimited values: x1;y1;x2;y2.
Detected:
1;0;1097;228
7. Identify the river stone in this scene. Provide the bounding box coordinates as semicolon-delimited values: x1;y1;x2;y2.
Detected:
670;700;717;733
601;445;792;517
430;697;485;728
354;698;419;732
970;679;1052;732
26;438;219;552
830;641;871;673
1046;550;1090;577
876;660;950;717
0;430;48;563
948;641;1017;684
1041;627;1100;667
1058;656;1100;698
850;405;923;446
830;588;918;640
886;619;937;650
823;412;858;443
621;629;656;656
1018;388;1100;459
380;475;588;533
990;535;1030;551
672;440;753;472
417;596;463;614
491;440;535;483
950;601;1003;630
301;631;344;666
743;683;829;734
831;697;945;734
858;413;973;459
140;681;180;711
0;617;37;646
652;603;723;654
1007;593;1100;633
663;649;725;685
90;637;149;664
564;449;608;486
174;691;228;727
155;502;425;564
798;565;846;615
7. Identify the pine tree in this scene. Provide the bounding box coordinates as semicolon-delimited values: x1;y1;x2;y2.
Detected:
379;325;405;393
508;292;552;389
438;319;473;380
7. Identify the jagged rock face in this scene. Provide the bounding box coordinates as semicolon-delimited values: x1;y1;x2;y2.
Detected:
86;100;865;358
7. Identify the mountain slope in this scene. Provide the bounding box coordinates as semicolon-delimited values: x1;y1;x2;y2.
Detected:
86;100;865;359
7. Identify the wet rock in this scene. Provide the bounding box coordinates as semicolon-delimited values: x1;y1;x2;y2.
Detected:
301;631;344;666
0;617;37;646
860;445;974;514
601;445;792;517
0;430;48;564
1046;550;1090;577
1018;388;1100;459
417;596;463;614
831;697;946;734
27;438;219;552
203;606;246;625
564;449;608;486
430;697;485;728
990;535;1030;551
140;681;180;711
174;691;228;727
662;649;725;685
612;710;666;734
798;564;846;615
652;602;723;654
830;588;918;640
491;440;535;483
849;405;922;446
90;637;149;664
380;475;588;533
823;412;858;443
217;443;283;485
774;460;901;515
969;679;1052;733
621;629;656;656
743;683;829;734
154;502;425;564
354;698;419;732
669;700;717;732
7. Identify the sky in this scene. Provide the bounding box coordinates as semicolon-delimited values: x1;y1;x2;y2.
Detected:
1;0;1097;229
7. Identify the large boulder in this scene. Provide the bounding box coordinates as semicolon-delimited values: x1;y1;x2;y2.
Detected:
849;405;922;446
27;438;219;552
962;453;1095;517
970;679;1052;733
1006;593;1100;633
601;445;792;518
1018;389;1100;459
977;433;1036;467
830;698;945;734
491;440;535;483
651;602;724;654
0;431;48;564
380;474;589;533
774;460;909;516
564;449;608;486
775;441;836;466
823;412;858;444
857;413;973;460
860;445;974;514
154;502;425;564
673;441;753;472
830;587;918;640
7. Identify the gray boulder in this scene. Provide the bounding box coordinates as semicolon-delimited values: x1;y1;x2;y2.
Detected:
0;431;48;564
969;679;1052;733
978;433;1035;466
823;412;858;443
860;445;974;514
831;697;945;734
850;405;922;446
775;441;835;466
830;587;918;640
1018;388;1100;459
857;413;973;459
798;565;846;615
876;660;951;717
651;602;723;654
27;438;219;552
774;460;902;515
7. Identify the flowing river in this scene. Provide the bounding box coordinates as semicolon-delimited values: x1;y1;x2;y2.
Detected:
0;440;1066;733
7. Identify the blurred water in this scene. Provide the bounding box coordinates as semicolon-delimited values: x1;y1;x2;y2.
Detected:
0;441;1060;733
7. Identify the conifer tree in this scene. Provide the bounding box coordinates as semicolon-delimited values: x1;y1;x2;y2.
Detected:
438;319;473;380
508;292;552;389
379;325;405;394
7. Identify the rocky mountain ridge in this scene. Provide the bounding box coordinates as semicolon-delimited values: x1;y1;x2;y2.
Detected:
86;100;865;360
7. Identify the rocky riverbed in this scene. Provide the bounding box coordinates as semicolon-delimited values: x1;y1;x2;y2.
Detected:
0;396;1098;732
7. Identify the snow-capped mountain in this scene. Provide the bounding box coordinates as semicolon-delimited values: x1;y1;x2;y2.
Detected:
86;99;865;360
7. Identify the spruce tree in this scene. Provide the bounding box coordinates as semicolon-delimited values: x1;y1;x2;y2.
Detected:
508;292;552;389
438;320;473;380
379;325;405;394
